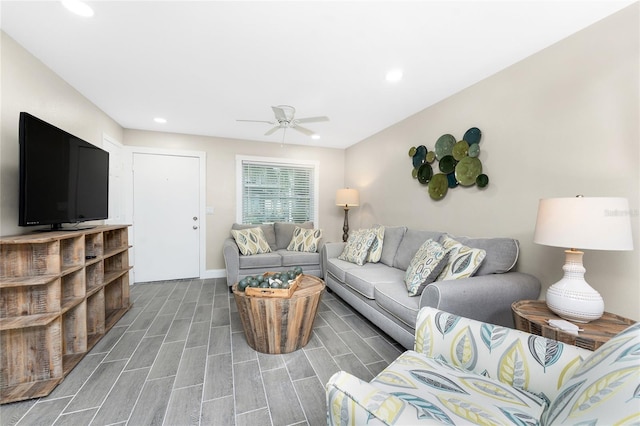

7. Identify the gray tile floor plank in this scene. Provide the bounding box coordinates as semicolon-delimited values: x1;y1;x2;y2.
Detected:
64;360;127;413
125;335;164;370
208;325;231;355
200;396;235;425
293;376;328;426
146;313;174;336
15;397;71;426
186;321;210;348
127;376;174;426
262;368;306;425
163;384;203;426
148;340;185;380
174;346;207;388
54;408;97;426
203;353;233;401
90;368;149;425
233;360;267;414
5;278;402;426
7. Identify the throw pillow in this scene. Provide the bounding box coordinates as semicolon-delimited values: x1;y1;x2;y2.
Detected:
231;227;272;256
287;227;323;253
366;225;385;263
338;229;377;266
404;239;449;296
436;235;486;281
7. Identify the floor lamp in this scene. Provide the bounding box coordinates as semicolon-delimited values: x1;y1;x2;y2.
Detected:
336;188;359;242
533;196;633;323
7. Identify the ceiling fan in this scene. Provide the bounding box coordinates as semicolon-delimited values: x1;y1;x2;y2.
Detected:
237;105;329;137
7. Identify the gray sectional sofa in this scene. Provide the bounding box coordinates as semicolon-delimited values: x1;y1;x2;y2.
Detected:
322;226;541;349
223;221;324;288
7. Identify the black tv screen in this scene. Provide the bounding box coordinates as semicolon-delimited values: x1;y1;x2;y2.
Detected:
19;112;109;230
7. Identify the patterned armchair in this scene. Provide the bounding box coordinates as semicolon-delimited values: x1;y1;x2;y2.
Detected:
326;307;639;425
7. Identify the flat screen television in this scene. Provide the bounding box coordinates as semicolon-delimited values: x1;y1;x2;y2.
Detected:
19;112;109;230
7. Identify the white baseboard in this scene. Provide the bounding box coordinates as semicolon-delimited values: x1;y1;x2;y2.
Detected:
201;269;226;279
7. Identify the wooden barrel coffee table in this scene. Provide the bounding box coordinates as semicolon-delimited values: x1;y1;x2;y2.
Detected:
232;274;325;354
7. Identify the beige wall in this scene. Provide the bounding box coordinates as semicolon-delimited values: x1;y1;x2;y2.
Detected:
0;32;124;236
345;5;639;320
122;130;345;271
2;5;638;320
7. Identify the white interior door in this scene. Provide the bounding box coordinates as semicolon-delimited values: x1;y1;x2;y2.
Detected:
133;152;201;282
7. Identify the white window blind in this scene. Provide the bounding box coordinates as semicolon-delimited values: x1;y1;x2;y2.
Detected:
241;160;315;224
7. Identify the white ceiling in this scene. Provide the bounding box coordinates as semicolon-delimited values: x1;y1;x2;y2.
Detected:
1;1;634;149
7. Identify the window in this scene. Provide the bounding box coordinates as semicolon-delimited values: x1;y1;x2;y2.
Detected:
237;156;319;225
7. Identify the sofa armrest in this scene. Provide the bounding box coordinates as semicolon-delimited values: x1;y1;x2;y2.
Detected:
323;241;346;259
321;241;346;278
326;371;407;426
419;272;541;327
223;238;240;287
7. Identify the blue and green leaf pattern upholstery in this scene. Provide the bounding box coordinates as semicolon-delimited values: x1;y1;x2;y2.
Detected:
327;307;640;425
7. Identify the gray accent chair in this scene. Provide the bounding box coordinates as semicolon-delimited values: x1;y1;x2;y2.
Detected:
223;222;324;289
322;226;541;349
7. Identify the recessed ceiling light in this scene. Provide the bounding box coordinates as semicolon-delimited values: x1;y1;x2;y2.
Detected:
154;117;167;124
385;69;403;83
61;0;94;17
311;134;321;140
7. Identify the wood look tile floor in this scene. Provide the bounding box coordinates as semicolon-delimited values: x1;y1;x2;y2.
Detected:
1;278;403;426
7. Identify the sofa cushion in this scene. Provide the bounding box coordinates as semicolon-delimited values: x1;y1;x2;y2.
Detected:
287;226;322;253
232;223;276;251
338;229;377;266
371;350;548;425
404;239;449;296
279;249;320;267
275;221;313;250
344;264;404;299
543;322;640;426
231;227;272;255
379;226;406;267
436;235;486;281
451;236;519;275
374;282;420;327
326;258;361;282
393;229;444;270
366;225;385;263
238;252;282;269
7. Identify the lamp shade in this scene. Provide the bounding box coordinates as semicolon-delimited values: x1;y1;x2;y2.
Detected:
336;188;359;207
533;197;633;251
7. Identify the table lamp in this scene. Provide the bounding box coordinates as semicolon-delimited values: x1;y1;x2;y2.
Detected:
533;196;633;323
336;188;359;242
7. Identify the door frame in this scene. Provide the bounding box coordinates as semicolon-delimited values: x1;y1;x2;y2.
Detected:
123;146;207;282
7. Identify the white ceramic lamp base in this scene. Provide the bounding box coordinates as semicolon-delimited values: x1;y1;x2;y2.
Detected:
545;249;604;323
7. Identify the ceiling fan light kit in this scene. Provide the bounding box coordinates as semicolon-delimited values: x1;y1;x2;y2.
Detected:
237;105;329;140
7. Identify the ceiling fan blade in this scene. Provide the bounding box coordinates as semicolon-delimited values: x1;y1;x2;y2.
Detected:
236;119;275;124
271;106;289;122
264;126;281;136
292;124;315;136
295;116;329;124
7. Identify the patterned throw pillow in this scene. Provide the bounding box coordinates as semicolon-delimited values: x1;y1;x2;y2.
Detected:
366;225;385;263
404;239;449;296
542;322;640;425
231;227;272;255
338;229;377;266
436;235;486;281
287;227;323;253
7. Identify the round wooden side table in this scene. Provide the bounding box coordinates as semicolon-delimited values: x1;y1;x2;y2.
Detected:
232;274;325;354
512;300;635;350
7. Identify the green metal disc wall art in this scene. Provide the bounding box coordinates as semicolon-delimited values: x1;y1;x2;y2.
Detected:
408;127;488;200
